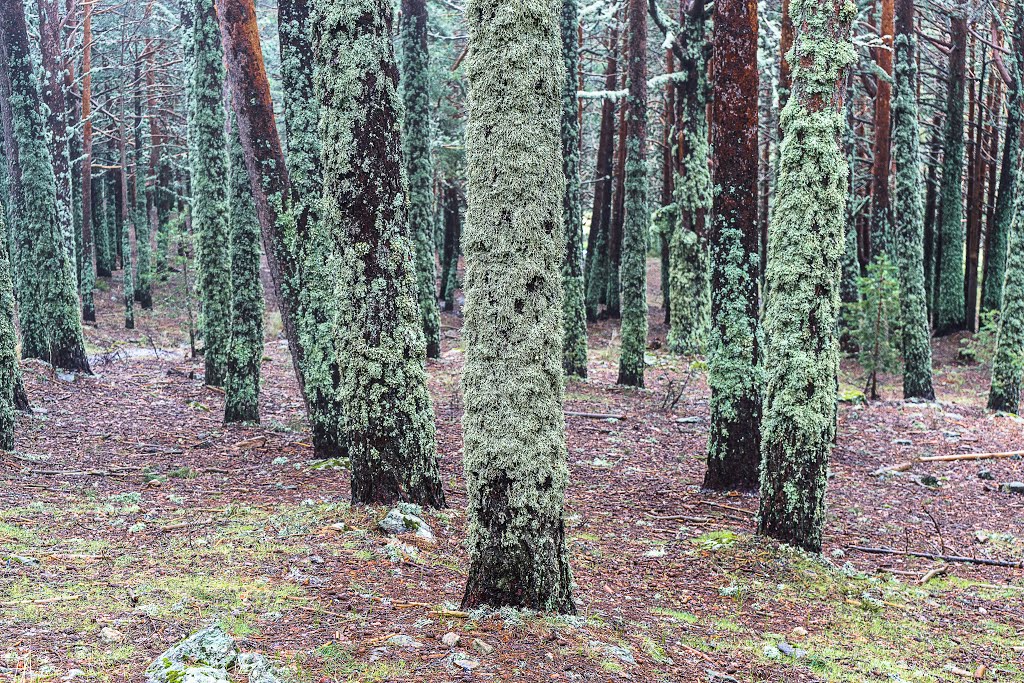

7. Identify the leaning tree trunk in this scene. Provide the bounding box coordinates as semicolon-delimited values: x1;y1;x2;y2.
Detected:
560;0;588;378
868;0;894;259
704;0;762;491
981;11;1023;313
190;0;231;386
891;0;934;400
0;0;90;373
224;113;264;424
757;0;855;552
461;0;574;613
934;13;968;335
311;0;444;507
616;0;648;388
400;0;442;359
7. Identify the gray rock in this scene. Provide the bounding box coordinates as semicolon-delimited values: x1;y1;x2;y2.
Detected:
145;626;237;683
378;507;434;541
471;638;494;655
999;482;1024;495
441;632;460;647
978;470;995;481
776;641;807;658
386;635;422;649
99;627;125;644
453;656;479;671
236;653;285;683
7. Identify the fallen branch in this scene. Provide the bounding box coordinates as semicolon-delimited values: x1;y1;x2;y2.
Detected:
646;513;711;524
870;461;914;476
918;565;948;585
1;595;80;607
848;545;1023;568
564;410;626;420
920;450;1023;463
699;501;755;516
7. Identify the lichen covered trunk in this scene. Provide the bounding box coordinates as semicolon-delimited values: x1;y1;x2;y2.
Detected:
560;0;588;378
616;0;648;388
79;0;96;322
0;204;17;448
934;14;968;335
981;7;1023;314
400;0;442;360
312;0;444;507
0;0;90;373
134;68;153;310
278;0;349;459
190;0;230;386
891;0;934;400
224;115;264;424
705;0;762;491
757;0;855;552
461;0;574;613
667;1;711;355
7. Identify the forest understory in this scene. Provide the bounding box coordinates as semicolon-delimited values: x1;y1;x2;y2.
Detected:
1;260;1021;683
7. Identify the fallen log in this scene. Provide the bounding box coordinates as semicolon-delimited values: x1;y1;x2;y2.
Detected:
564;410;627;420
920;450;1023;463
848;545;1023;568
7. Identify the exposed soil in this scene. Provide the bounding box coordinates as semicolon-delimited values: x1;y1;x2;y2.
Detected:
1;262;1022;682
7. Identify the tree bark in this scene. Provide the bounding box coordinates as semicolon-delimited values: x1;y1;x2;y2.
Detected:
705;0;762;491
868;0;894;259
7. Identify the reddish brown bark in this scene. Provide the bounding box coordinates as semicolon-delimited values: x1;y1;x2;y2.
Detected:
80;0;95;321
868;0;894;259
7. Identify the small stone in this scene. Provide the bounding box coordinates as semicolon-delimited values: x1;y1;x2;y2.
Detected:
791;626;808;638
99;627;125;644
441;632;460;647
776;641;807;658
386;635;422;649
545;652;555;662
145;625;237;683
978;470;995;481
762;644;781;660
999;482;1024;495
378;508;434;541
453;657;479;670
471;638;494;655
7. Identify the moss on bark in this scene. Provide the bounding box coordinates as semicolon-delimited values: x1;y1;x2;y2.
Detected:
461;0;574;613
0;0;90;373
190;0;230;386
891;8;934;400
224;117;264;424
757;0;855;552
312;0;445;507
0;203;17;448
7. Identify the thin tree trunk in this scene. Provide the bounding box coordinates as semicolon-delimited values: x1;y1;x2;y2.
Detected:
79;0;96;322
868;0;894;259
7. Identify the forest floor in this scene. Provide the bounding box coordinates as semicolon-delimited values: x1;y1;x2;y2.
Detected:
1;260;1022;683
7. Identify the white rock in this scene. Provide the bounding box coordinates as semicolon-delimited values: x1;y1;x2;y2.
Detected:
99;627;125;644
441;632;460;647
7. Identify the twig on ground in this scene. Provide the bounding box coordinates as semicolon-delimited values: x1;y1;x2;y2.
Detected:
564;410;627;420
848;545;1023;568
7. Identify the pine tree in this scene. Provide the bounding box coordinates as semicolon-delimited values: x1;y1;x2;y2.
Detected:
891;0;934;399
0;203;17;449
134;64;153;310
705;0;762;491
667;1;711;355
560;0;589;378
312;0;445;506
988;7;1024;414
79;0;96;322
278;0;349;459
401;0;442;360
868;0;894;258
757;0;855;552
190;0;231;386
616;0;648;388
461;0;574;612
934;13;968;335
224;115;264;424
981;4;1023;313
0;0;90;373
439;182;461;312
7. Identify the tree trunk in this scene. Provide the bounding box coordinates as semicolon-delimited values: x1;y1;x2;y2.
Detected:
757;0;855;552
584;23;619;321
560;0;588;378
312;0;445;507
934;13;968;335
868;0;894;259
963;37;986;331
981;16;1022;314
922;111;942;317
616;0;649;388
0;205;16;448
0;0;90;373
606;75;628;319
892;0;934;399
190;0;230;385
667;0;711;356
461;0;574;613
705;0;762;491
224;112;264;424
79;0;96;321
440;181;460;312
401;0;442;359
660;48;676;325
